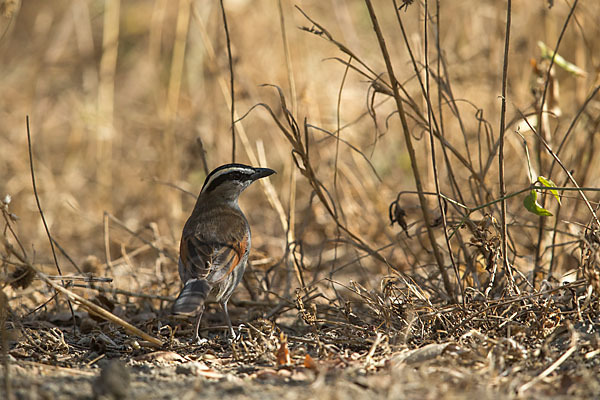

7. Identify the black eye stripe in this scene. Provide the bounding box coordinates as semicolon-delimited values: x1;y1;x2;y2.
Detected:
203;171;252;192
200;164;257;193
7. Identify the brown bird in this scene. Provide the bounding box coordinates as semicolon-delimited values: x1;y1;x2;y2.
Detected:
173;163;275;343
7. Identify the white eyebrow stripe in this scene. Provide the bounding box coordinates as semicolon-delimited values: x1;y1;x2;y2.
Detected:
201;166;255;192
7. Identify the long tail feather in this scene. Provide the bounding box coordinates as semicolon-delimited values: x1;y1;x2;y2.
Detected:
173;279;212;316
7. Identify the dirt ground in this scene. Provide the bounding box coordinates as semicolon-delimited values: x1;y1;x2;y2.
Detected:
6;359;507;400
5;345;598;400
3;296;600;400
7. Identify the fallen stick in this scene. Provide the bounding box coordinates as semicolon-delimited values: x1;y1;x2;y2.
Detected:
3;239;163;347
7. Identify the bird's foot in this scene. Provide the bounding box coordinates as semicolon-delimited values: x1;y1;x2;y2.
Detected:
191;336;208;346
227;324;246;343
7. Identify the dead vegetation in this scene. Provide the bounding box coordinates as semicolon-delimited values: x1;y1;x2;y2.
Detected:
1;0;600;399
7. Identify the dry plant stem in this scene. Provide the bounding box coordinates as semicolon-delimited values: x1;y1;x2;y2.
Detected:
163;0;191;220
2;212;27;260
21;290;60;318
50;237;83;274
26;116;77;326
44;275;112;283
166;0;191;118
286;167;298;288
310;34;423;140
4;243;162;347
448;279;586;334
549;85;600;177
44;277;163;346
363;0;454;301
425;11;474;176
497;1;517;292
243;84;389;268
312;242;397;284
533;1;580;283
537;0;579;155
533;214;547;287
392;3;482;202
277;0;300;293
294;6;380;84
446;185;600;241
305;124;381;180
103;212;114;275
334;57;352;202
97;0;119;197
532;86;548;289
517;326;578;395
104;212;177;262
516;108;600;227
302;6;478;193
73;284;174;302
364;331;384;367
151;177;196;198
192;5;289;248
331;58;353;293
431;0;467;208
195;137;210;176
256;140;305;291
1;290;10;400
422;0;462;300
219;0;236;162
148;0;167;64
548;175;571;280
434;0;475;284
277;0;297;116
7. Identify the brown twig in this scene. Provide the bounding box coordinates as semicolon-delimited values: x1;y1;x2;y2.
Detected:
72;283;174;302
253;85;390;268
0;288;10;400
43;275;113;283
421;0;463;301
5;243;163;347
517;323;578;394
26;116;77;327
497;1;517;293
363;0;454;301
103;212;177;263
219;0;236;162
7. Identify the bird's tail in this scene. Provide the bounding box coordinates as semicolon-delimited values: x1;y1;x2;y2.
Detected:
172;279;212;316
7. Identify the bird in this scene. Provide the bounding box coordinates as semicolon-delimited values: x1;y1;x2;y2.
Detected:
172;163;275;343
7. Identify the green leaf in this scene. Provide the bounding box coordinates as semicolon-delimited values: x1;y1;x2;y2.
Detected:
537;176;561;205
524;190;553;216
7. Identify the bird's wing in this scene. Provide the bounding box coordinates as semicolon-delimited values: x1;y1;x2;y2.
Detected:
179;222;249;285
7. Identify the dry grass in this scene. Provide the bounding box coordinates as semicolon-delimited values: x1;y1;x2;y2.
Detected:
1;0;600;398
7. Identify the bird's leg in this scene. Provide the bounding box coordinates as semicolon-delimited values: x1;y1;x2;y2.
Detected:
221;300;238;340
191;304;206;345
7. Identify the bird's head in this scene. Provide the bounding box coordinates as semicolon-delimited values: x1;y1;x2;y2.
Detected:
199;163;276;203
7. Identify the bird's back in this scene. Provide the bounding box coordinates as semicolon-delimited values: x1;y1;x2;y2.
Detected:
178;201;250;293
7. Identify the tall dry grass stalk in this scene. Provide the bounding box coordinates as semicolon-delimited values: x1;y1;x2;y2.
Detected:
97;0;120;204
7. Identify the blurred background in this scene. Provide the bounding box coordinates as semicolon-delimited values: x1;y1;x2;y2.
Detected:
1;0;599;319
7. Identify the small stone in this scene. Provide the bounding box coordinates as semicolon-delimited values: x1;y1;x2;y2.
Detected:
92;360;130;400
175;361;209;376
80;317;97;334
134;351;185;363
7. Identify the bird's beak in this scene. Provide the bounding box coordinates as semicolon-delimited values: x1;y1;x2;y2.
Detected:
251;167;276;181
